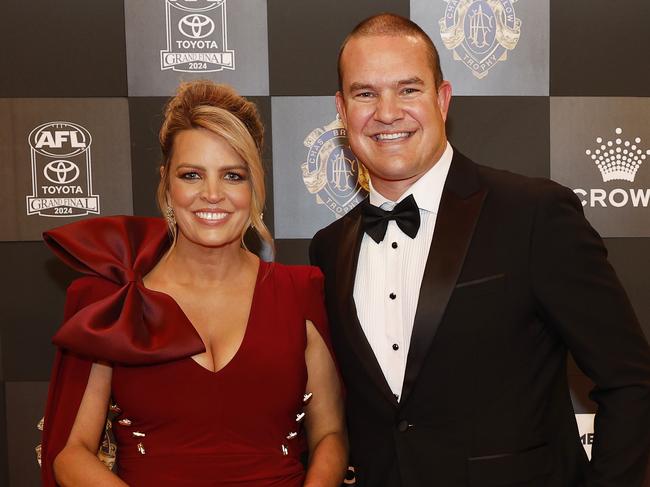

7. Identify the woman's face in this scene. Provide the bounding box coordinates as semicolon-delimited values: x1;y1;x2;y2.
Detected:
167;128;252;250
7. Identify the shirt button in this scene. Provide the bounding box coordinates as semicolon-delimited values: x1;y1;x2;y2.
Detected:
389;292;396;300
397;420;410;432
391;242;398;249
392;343;399;351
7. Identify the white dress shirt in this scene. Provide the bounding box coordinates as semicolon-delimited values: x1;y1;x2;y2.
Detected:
353;143;453;399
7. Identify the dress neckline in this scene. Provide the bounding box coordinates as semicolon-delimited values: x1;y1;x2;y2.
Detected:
143;257;266;376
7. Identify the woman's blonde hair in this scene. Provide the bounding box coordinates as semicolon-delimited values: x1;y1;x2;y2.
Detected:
157;80;273;255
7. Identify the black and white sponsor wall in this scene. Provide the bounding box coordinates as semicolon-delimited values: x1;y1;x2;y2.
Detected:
1;1;649;485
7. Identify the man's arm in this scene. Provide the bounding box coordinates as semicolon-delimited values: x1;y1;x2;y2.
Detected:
309;230;323;268
530;182;650;486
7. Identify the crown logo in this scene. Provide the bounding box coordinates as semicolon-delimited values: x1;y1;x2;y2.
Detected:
585;128;649;182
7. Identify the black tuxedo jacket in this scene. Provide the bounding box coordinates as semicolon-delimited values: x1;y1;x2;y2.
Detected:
309;151;650;487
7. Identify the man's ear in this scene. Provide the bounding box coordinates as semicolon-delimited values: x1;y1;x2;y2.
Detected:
335;91;348;127
436;80;453;122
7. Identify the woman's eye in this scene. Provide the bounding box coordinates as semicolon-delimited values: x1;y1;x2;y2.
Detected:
225;172;246;181
180;171;201;180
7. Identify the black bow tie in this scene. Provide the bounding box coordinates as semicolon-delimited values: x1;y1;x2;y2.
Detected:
361;194;421;244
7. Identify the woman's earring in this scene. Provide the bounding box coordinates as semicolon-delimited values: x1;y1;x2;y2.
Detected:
165;206;176;227
250;213;263;230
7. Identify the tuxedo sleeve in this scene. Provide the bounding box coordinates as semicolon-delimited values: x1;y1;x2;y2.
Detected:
308;229;323;269
530;183;650;486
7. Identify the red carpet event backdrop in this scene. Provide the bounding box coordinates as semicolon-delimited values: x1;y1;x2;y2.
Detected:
1;1;649;485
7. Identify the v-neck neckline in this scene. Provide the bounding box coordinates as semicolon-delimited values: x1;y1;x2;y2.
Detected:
143;257;265;375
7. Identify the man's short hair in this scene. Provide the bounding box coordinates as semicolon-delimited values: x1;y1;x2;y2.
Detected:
337;13;444;93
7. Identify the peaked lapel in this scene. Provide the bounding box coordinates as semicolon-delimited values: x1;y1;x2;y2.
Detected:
401;152;487;404
335;205;400;407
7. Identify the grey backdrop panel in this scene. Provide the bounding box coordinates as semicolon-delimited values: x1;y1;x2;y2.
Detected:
0;98;133;242
412;0;550;95
1;0;649;484
550;97;650;237
125;0;269;96
272;96;367;239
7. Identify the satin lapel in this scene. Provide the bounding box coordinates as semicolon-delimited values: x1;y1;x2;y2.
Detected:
401;156;487;404
336;208;399;407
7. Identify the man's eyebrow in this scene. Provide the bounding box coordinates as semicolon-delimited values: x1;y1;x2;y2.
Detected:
348;77;425;92
397;77;424;86
349;82;375;92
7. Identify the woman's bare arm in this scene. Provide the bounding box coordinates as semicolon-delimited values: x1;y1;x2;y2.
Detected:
53;362;128;487
303;320;348;487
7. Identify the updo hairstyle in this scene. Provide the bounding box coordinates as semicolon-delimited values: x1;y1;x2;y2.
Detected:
157;80;272;253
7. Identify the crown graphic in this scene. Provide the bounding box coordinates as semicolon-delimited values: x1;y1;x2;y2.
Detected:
585;128;649;182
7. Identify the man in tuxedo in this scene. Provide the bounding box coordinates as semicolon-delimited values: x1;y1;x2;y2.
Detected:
309;13;650;487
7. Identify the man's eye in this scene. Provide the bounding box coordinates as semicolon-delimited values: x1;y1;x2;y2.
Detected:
401;87;419;95
356;91;375;98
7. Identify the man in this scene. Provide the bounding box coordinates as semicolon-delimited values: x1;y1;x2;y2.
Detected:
309;13;650;487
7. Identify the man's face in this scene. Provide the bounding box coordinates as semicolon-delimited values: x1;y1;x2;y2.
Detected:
336;35;451;198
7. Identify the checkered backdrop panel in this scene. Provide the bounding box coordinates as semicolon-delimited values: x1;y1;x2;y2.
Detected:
1;1;649;485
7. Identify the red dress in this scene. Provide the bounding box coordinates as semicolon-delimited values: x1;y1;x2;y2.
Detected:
40;216;333;487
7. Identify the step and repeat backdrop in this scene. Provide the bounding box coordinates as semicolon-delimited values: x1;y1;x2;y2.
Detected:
1;0;649;485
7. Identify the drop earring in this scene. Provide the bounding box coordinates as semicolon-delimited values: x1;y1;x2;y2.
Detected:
165;206;176;227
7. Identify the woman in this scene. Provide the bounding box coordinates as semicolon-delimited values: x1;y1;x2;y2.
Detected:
40;80;347;486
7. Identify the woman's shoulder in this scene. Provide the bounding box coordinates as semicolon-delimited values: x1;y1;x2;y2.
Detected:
44;215;169;281
265;261;324;286
48;216;204;365
263;262;325;315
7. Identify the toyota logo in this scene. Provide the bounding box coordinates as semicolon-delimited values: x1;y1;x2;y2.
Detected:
178;14;215;39
44;160;80;184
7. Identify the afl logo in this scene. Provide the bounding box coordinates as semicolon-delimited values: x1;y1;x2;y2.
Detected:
26;120;100;218
178;14;215;39
28;121;92;158
44;160;80;184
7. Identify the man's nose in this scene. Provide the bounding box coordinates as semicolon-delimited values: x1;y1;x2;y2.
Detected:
374;93;403;125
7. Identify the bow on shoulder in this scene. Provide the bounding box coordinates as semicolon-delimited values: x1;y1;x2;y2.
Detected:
43;216;204;365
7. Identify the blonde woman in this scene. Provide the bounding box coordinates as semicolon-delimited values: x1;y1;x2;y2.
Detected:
41;81;347;486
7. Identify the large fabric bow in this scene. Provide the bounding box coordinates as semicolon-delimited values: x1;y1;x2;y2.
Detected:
43;216;204;365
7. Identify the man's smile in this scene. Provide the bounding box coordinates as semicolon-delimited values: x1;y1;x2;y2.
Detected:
371;131;414;142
